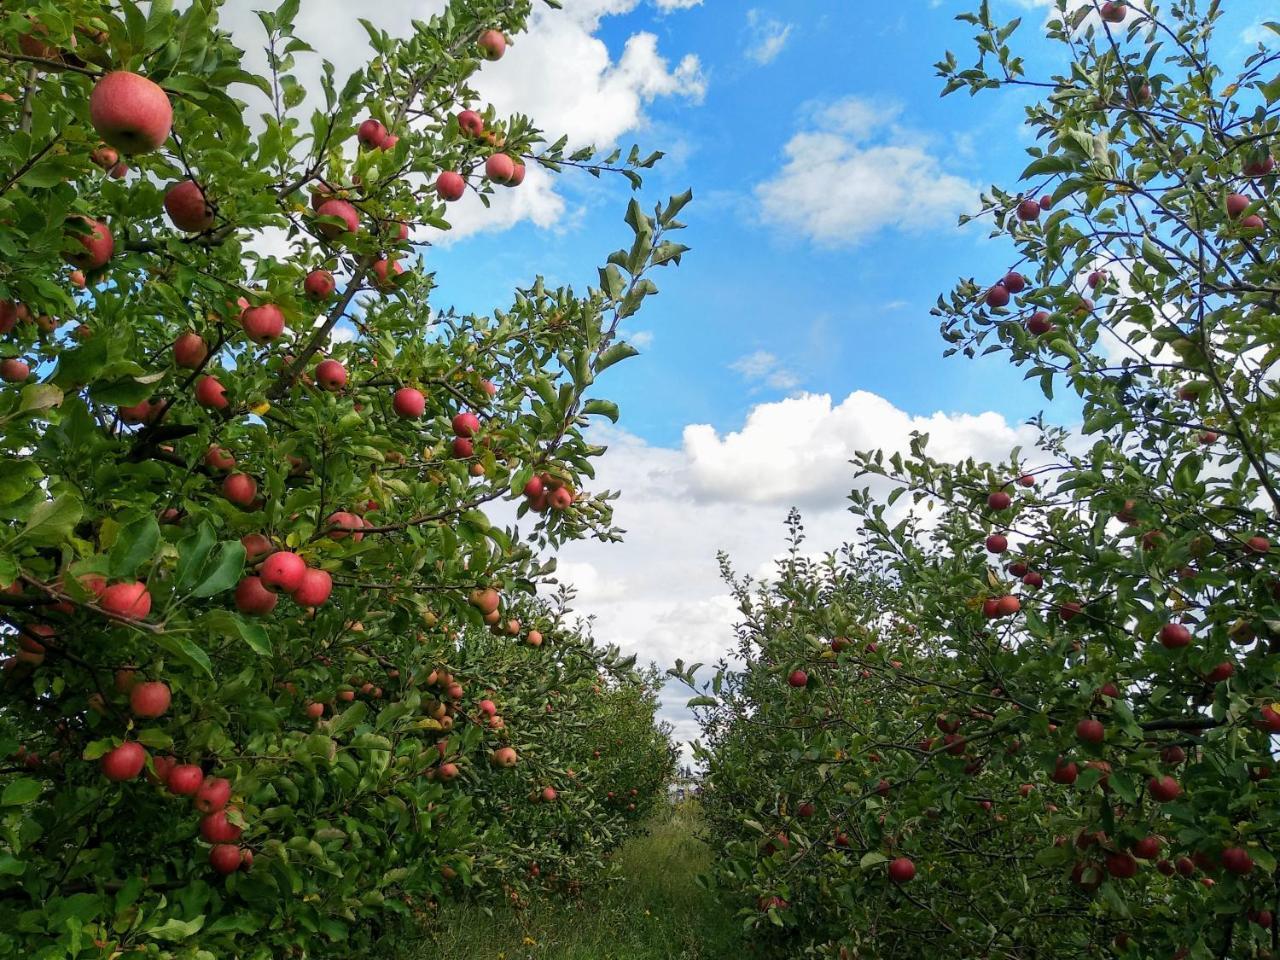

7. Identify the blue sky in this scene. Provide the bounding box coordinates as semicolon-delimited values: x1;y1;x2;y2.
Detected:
256;0;1276;751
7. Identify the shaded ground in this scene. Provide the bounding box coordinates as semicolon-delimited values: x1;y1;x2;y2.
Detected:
414;803;742;960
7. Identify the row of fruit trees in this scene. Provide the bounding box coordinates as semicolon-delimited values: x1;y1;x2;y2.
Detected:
0;1;680;956
682;2;1280;958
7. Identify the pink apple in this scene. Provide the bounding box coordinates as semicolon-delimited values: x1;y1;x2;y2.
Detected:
164;180;214;232
89;72;172;154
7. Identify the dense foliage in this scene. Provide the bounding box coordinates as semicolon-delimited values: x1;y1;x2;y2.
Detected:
686;2;1280;957
0;1;681;957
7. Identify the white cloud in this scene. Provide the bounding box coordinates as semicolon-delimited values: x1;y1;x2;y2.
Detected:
627;330;655;349
729;350;799;390
744;9;793;65
552;391;1048;754
755;96;977;247
653;0;704;11
1242;22;1277;47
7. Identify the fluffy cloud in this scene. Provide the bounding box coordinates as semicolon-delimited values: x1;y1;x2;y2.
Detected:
654;0;704;10
552;390;1047;755
729;350;799;391
755;97;977;247
744;9;794;65
212;0;704;242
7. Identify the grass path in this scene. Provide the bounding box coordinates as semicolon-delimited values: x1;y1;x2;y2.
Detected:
414;803;742;960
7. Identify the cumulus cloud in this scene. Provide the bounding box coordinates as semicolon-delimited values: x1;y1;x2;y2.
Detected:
755;96;977;247
744;9;794;65
1242;22;1278;47
552;391;1047;754
653;0;704;11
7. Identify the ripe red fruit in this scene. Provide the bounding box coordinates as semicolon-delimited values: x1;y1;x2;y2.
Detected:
523;476;545;499
1240;214;1265;234
372;258;405;293
164;180;214;232
304;269;336;301
195;776;232;813
1147;775;1182;802
261;551;306;593
1016;198;1041;221
1245;155;1276;177
1022;571;1043;588
478;30;507;60
392;386;425;419
195;375;228;410
1246;536;1271;555
1222;847;1254;875
0;358;30;383
167;764;204;796
1158;622;1191;649
987;491;1012;511
1051;759;1078;785
1058;601;1083;622
291;568;332;607
436;171;466;202
170;332;209;370
326;511;364;542
982;597;1000;619
549;487;574;511
209;844;242;876
315;359;347;391
1001;271;1026;294
204;446;235;471
1026;311;1054;335
234;576;278;616
1100;1;1127;23
1205;662;1234;684
241;304;285;344
89;72;172;154
540;786;557;803
452;412;481;437
241;533;273;561
1075;718;1104;744
316;199;360;241
65;217;113;270
485;153;517;184
1105;851;1138;879
995;595;1021;617
1133;836;1162;859
1252;910;1273;929
357;118;388;149
492;746;518;767
458;110;485;137
985;534;1008;554
887;857;916;884
100;582;151;619
984;284;1010;308
200;809;244;843
101;742;148;781
130;681;171;719
452;437;474;459
1227;193;1251;219
222;473;257;507
787;669;808;688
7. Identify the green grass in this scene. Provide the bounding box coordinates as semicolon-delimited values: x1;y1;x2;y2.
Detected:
410;802;743;960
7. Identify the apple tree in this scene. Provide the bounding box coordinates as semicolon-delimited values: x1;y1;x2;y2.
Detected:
0;0;685;956
686;2;1280;957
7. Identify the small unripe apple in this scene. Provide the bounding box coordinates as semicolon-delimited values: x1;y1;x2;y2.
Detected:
89;71;172;154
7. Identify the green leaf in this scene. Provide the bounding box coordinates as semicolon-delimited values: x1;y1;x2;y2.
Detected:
147;916;206;941
154;633;213;678
174;522;217;591
191;542;246;598
15;495;82;547
685;695;717;708
582;399;620;423
859;851;889;869
109;513;161;579
203;609;272;656
18;384;63;414
1140;234;1176;276
596;342;640;373
1;778;41;806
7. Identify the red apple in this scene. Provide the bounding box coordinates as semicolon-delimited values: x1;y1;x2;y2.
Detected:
1026;310;1054;335
1147;775;1182;802
1158;622;1191;649
204;445;235;470
478;30;507;60
209;844;242;875
887;857;915;884
100;582;151;619
260;551;306;593
987;491;1012;510
241;533;272;561
787;669;808;688
372;257;404;291
304;269;335;301
1227;193;1251;219
1075;718;1104;744
485;152;516;184
985;534;1008;554
985;284;1010;308
173;331;208;368
241;304;285;344
1002;271;1026;293
130;681;170;719
234;576;278;615
200;808;244;843
101;742;148;781
1105;851;1137;879
222;473;257;507
194;776;232;813
291;568;332;607
164;180;214;232
64;217;113;270
1222;847;1254;875
89;72;172;154
357;118;388;149
1100;1;1127;23
0;358;30;383
1016;198;1041;221
436;171;466;201
167;763;204;796
393;387;425;418
316;199;359;240
458;110;485;137
315;359;347;391
195;375;228;410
